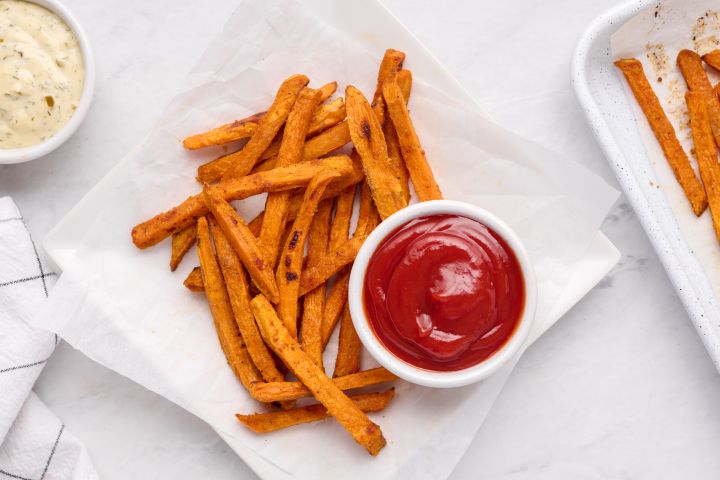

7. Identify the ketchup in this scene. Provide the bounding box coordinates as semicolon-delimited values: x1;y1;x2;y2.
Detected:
363;214;525;371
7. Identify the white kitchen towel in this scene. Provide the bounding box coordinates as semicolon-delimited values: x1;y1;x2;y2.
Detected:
0;196;97;480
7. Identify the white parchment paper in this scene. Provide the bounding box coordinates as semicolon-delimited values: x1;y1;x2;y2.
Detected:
612;1;720;289
31;0;617;478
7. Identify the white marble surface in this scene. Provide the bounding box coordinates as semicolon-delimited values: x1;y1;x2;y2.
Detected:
2;0;720;478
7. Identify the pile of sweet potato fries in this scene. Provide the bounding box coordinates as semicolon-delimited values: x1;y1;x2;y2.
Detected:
616;49;720;241
130;49;442;455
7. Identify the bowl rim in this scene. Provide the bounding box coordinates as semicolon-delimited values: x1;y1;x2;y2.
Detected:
0;0;95;164
348;200;538;388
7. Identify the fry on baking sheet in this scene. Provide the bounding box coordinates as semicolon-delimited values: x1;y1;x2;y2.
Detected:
237;388;395;433
131;155;354;249
346;85;407;219
261;87;324;267
276;171;339;338
333;303;362;377
219;74;309;181
614;58;707;216
384;69;413;203
183;111;263;150
372;48;405;108
250;294;387;455
202;187;280;304
383;73;442;202
183;266;204;292
686;91;720;242
250;367;398;403
299;234;367;296
196;217;262;391
170;224;197;271
300;199;333;368
677;50;720;148
702;49;720;72
210;219;285;383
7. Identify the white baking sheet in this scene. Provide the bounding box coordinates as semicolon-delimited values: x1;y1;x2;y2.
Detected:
573;0;720;371
32;0;618;478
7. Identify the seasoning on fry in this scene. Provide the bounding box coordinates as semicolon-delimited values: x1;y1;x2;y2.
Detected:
183;266;204;292
677;49;720;148
299;234;367;296
333;303;362;377
170;224;197;271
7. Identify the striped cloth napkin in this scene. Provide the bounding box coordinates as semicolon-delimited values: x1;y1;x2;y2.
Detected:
0;196;97;480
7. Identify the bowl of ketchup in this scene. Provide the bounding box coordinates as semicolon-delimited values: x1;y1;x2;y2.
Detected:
348;200;537;388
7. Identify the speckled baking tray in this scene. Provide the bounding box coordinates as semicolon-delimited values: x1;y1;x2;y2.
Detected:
572;0;720;370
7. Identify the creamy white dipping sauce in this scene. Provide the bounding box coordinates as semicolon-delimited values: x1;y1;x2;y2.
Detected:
0;0;84;148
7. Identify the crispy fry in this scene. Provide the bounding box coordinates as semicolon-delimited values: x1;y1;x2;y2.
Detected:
182;112;263;150
210;219;284;383
321;269;349;347
354;180;381;237
677;50;720;149
299;234;366;296
715;82;720;99
260;88;324;267
383;74;442;202
346;86;407;219
131;155;354;249
183;266;204;292
317;81;337;102
702;49;720;71
218;74;309;181
615;58;707;215
170;224;196;271
308;97;346;136
329;185;355;251
276;171;339;338
384;69;412;203
250;366;397;402
250;294;386;455
300;199;333;367
237;389;395;433
202;188;280;304
686;91;720;241
196;217;262;390
372;49;405;107
333;303;362;377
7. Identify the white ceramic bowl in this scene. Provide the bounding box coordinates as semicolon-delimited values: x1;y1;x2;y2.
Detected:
0;0;95;164
348;200;537;388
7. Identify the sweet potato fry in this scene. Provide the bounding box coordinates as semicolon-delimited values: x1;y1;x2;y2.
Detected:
615;58;707;215
702;49;720;71
237;389;395;433
346;86;407;219
686;91;720;241
276;171;339;337
328;185;355;251
299;234;366;296
261;87;324;267
300;199;332;367
170;224;197;271
220;74;309;181
333;303;362;377
182;111;263;150
131;155;354;249
372;49;405;107
250;294;387;455
715;82;720;99
202;187;280;304
383;74;442;202
196;217;262;390
321;269;349;348
250;367;397;403
354;180;381;237
384;69;412;203
677;50;720;148
183;266;204;292
210;219;285;383
199;118;351;184
308;97;346;136
317;81;337;102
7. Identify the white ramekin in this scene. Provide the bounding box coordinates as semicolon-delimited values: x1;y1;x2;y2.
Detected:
0;0;95;164
348;200;537;388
